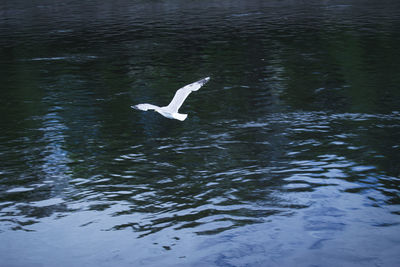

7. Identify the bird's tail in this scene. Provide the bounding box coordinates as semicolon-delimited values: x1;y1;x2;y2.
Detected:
173;113;188;121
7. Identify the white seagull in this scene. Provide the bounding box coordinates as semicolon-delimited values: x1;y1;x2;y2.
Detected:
132;77;210;121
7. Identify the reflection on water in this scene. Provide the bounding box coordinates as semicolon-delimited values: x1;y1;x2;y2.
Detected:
1;0;400;266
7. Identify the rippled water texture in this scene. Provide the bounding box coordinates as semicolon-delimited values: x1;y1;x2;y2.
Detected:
1;0;400;266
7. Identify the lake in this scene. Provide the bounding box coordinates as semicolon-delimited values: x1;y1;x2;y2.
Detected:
1;0;400;266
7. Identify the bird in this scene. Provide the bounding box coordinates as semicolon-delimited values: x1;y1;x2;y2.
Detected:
132;77;210;121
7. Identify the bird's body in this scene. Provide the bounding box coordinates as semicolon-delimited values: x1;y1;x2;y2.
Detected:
132;77;210;121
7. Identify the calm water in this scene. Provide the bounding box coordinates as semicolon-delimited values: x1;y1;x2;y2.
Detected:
1;0;400;266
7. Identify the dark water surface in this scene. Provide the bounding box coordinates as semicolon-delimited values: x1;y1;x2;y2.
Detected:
1;0;400;266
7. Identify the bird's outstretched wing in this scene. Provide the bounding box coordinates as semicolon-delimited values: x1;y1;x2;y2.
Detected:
165;77;210;113
131;103;159;111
